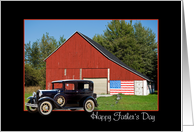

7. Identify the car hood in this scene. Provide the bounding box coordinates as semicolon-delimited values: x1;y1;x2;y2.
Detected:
39;89;59;98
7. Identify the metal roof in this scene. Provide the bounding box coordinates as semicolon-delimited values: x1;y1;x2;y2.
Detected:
52;80;92;83
44;31;154;82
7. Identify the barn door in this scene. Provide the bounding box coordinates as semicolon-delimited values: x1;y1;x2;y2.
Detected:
134;81;143;95
83;78;107;94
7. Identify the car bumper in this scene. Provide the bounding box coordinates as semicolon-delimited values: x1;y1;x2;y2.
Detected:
25;103;38;108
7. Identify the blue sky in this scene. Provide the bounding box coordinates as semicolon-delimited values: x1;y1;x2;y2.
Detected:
24;20;158;44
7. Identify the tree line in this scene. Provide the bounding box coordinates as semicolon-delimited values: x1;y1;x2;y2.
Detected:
25;33;66;88
93;20;157;82
25;20;157;89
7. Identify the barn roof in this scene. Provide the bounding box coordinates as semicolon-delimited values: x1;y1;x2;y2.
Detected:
52;79;93;83
44;31;154;82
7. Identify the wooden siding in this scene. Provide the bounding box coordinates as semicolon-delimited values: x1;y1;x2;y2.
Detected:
82;69;107;78
46;33;144;90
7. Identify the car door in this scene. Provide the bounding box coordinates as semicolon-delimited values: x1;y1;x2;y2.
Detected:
64;83;77;104
77;83;92;101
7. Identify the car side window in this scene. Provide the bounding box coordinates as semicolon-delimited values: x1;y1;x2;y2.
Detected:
65;83;75;90
78;83;89;91
84;84;89;90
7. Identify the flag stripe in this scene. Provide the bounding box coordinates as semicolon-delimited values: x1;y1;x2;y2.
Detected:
110;90;134;92
110;80;134;95
110;92;134;93
110;89;134;90
111;91;133;92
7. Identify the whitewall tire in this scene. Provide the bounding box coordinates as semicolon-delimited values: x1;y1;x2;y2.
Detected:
38;101;53;116
84;99;95;112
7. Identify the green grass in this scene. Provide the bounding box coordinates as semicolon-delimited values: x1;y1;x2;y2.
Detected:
24;93;32;110
95;93;158;110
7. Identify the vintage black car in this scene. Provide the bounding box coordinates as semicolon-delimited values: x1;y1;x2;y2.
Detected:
26;80;98;115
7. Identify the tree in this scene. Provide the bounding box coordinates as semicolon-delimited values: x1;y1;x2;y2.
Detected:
25;32;66;88
133;22;157;79
92;20;157;80
93;20;139;68
25;41;41;69
94;20;137;61
25;63;40;86
39;32;54;67
58;35;66;45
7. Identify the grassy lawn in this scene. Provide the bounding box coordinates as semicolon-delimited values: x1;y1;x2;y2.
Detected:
95;93;158;111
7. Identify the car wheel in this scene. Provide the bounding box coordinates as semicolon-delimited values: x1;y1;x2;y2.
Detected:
26;100;38;113
55;95;66;107
83;99;95;112
38;101;53;116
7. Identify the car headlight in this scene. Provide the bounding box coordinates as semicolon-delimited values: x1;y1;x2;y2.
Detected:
39;91;42;97
33;92;36;97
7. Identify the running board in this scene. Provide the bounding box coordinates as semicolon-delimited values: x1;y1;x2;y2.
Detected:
54;107;83;110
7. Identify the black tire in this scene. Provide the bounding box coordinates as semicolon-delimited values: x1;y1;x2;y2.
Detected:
54;95;66;107
38;101;53;116
83;99;95;112
26;100;38;113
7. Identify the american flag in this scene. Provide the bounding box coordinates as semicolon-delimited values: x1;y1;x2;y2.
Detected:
110;80;134;95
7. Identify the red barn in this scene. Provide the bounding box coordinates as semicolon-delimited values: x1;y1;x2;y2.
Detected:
44;31;155;95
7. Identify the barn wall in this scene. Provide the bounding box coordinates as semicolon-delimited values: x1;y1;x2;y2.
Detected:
82;69;107;78
109;60;145;80
46;33;145;90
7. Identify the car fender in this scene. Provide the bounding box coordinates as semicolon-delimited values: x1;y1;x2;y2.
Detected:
53;93;67;106
27;96;36;104
83;96;98;107
27;96;33;100
38;96;63;109
53;93;66;100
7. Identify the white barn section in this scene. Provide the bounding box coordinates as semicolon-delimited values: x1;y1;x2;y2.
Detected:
134;80;155;95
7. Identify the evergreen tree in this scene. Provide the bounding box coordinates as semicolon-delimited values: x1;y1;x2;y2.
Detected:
92;20;157;80
25;41;41;69
31;41;41;69
58;35;66;45
133;22;157;79
39;32;54;67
